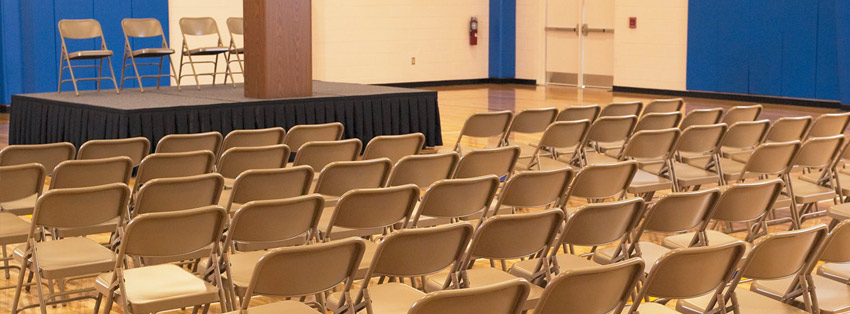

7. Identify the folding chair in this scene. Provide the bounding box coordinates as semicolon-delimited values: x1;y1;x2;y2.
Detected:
679;108;723;130
654;124;725;191
77;137;151;167
642;98;684;116
722;104;763;125
132;150;216;195
489;168;573;216
501;107;558;157
533;258;644;314
583;115;638;157
808;112;850;139
216;144;289;188
410;175;500;227
220;127;286;155
283;122;345;154
0;142;76;176
177;17;234;89
765;116;813;143
0;164;46;216
224;17;244;85
133;173;224;216
409;279;530;314
293;139;362;173
57;19;119;95
517;120;590;170
442;111;513;155
120;18;177;92
220;166;313;213
784;135;845;227
155;131;223;155
387;152;459;188
313;158;393;206
557;104;600;122
453;146;520;180
362;133;425;163
560;160;638;206
633;112;682;132
599;101;643;118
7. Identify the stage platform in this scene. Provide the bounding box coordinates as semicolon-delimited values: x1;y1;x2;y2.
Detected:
9;81;442;150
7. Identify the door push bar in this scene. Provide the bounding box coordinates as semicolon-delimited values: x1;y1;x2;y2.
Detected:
545;24;580;35
581;23;614;36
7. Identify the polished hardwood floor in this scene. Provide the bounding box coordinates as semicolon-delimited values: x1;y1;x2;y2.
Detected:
0;84;841;313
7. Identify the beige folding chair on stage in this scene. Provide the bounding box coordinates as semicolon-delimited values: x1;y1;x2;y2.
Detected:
313;158;393;207
120;18;177;92
626;242;747;314
410;175;500;227
387;152;459;188
533;258;644;314
77;137;151;167
0;142;76;177
501;107;558;157
155;131;223;155
517;120;590;170
557;104;600;122
765;116;813;143
224;17;244;85
409;279;530;314
679;107;723;130
489;168;573;216
57;19;119;96
216;144;289;188
220;127;286;154
642;98;684;116
452;146;520;180
178;17;234;89
599;101;643;118
722;104;763;125
220;166;313;213
808;112;850;139
362;133;425;163
443;110;513;155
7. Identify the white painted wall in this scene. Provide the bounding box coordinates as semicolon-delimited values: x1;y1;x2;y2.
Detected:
516;0;545;82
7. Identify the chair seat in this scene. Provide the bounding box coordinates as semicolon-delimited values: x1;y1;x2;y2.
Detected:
509;253;598;282
14;237;116;279
186;46;229;55
662;230;753;256
818;263;850;283
516;154;577;171
425;267;542;310
828;203;850;222
623;302;678;313
585;152;619;165
96;263;220;314
628;170;673;194
647;162;720;188
0;193;38;215
0;213;30;245
224;300;318;313
789;178;835;204
68;49;114;60
130;48;175;58
678;288;808;314
318;210;384;240
752;275;850;314
329;283;424;314
221;250;267;294
230;47;244;54
592;242;669;273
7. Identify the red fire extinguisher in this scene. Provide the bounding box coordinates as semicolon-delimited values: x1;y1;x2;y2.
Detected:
469;17;478;45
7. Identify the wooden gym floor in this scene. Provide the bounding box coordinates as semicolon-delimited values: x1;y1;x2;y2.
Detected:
0;84;841;313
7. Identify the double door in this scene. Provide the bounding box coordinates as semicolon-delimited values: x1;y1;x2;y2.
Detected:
545;0;614;88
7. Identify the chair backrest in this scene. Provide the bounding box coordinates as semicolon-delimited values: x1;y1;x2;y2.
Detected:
634;242;746;303
642;98;684;115
453;146;520;179
78;137;150;167
722;104;763;125
720;120;770;149
0;163;46;208
711;178;784;223
227;166;314;209
634;112;682;132
134;173;224;215
220;127;286;154
134;150;215;192
293;139;362;173
58;19;104;40
640;188;721;234
217;144;289;180
226;17;244;36
119;206;227;262
739;225;828;281
792;135;844;170
740;141;801;178
155;132;222;155
227;195;324;251
362;133;425;163
534;258;645;314
467;209;564;261
674;124;727;155
599;101;643;118
122;18;166;38
0;142;76;176
808;112;850;138
365;222;474;283
179;17;221;37
388;152;460;188
314;158;393;197
557;105;601;122
492;168;574;215
537;120;591;150
560;198;644;248
505;107;558;136
679;108;723;130
31;183;130;233
325;185;420;235
284;122;345;153
239;237;365;310
818;219;850;263
620;128;680;161
408;279;530;314
456;111;513;140
585;115;638;144
412;175;500;226
766;116;813;143
564;161;638;201
50;157;133;189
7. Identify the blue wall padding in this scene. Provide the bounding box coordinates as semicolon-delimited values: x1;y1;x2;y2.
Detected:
489;0;516;78
816;0;839;101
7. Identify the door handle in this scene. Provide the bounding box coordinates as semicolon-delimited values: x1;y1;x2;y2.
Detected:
582;23;614;36
545;23;581;36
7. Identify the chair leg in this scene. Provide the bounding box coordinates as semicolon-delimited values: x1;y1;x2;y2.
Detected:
119;55;128;90
66;57;80;96
11;258;30;313
97;58;104;92
129;55;144;92
169;54;181;91
177;52;185;89
186;53;201;90
57;55;65;93
32;259;48;314
1;245;9;279
156;56;164;89
106;56;119;94
212;54;219;86
224;53;236;87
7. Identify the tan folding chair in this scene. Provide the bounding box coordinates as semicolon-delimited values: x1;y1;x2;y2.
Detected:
612;129;680;200
501;107;558;156
57;19;119;95
663;179;784;250
10;183;130;313
426;210;564;310
0;142;76;176
155;131;222;155
517;120;590;170
678;225;828;314
489;168;573;216
387;152;460;188
220;127;286;155
283;122;345;154
329;223;474;314
94;206;228;314
77;137;150;167
510;198;644;283
634;112;683;132
293;139;362;173
766;116;813;143
561;160;639;206
783;136;845;227
178;17;234;89
0;163;45;216
533;258;645;314
133;150;216;195
557;104;600;122
120;18;177;92
409;279;530;314
751;220;850;314
654;124;726;191
808;112;850;139
362;133;425;163
133;173;224;216
717;141;801;188
592;189;721;271
51;157;133;189
626;241;747;314
321;184;419;242
443;111;513;155
722;104;763;125
679;108;723;130
224;17;244;85
583;115;638;157
218;195;325;309
220;166;313;213
642;98;684;116
217;144;289;188
599;101;643;118
313;158;393;207
453;146;520;180
224;237;366;314
410;175;500;227
714;119;770;162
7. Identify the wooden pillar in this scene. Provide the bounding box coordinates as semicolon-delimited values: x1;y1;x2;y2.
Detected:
243;0;312;98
